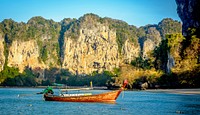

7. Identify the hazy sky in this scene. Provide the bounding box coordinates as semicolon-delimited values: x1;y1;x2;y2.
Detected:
0;0;180;27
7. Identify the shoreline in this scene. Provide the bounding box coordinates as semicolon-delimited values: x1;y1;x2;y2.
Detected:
1;86;200;94
145;88;200;95
0;86;108;90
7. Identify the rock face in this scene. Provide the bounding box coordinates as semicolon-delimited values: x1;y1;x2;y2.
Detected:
0;14;182;75
0;33;5;71
143;26;162;58
7;40;45;73
62;24;120;74
176;0;200;36
61;15;141;74
175;0;200;75
122;39;140;63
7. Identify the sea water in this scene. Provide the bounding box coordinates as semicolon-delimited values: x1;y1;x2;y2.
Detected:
0;88;200;115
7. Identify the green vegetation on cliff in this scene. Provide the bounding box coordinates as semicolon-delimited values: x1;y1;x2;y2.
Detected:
101;17;138;53
158;18;182;38
0;14;199;88
67;13;139;53
27;16;61;65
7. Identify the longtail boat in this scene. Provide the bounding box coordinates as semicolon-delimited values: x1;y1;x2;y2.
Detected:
43;80;128;103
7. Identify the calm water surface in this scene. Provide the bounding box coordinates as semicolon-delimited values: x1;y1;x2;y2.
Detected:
0;88;200;115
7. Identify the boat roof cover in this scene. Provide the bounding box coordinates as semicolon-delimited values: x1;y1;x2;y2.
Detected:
43;86;54;94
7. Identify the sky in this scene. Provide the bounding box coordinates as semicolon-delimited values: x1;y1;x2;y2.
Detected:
0;0;180;27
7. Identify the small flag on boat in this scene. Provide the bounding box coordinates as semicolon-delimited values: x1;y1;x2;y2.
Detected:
124;79;128;84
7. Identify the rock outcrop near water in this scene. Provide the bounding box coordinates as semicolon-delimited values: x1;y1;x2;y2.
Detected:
0;14;181;77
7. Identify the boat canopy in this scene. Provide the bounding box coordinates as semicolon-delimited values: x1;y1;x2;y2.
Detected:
43;86;54;94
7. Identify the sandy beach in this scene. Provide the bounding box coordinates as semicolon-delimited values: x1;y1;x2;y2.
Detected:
146;89;200;95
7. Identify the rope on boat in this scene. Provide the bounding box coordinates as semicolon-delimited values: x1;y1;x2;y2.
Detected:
122;90;124;99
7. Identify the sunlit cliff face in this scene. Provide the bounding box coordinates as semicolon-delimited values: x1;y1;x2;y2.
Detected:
0;33;5;71
0;14;182;75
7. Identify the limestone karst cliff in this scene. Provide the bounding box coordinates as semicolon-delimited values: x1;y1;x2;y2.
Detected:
7;40;44;73
0;33;5;71
175;0;200;67
176;0;200;36
174;0;200;84
0;14;182;84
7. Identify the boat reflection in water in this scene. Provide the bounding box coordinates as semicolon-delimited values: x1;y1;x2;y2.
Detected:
43;80;128;103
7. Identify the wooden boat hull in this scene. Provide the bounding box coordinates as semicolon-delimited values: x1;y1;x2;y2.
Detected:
44;89;122;103
43;80;128;103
